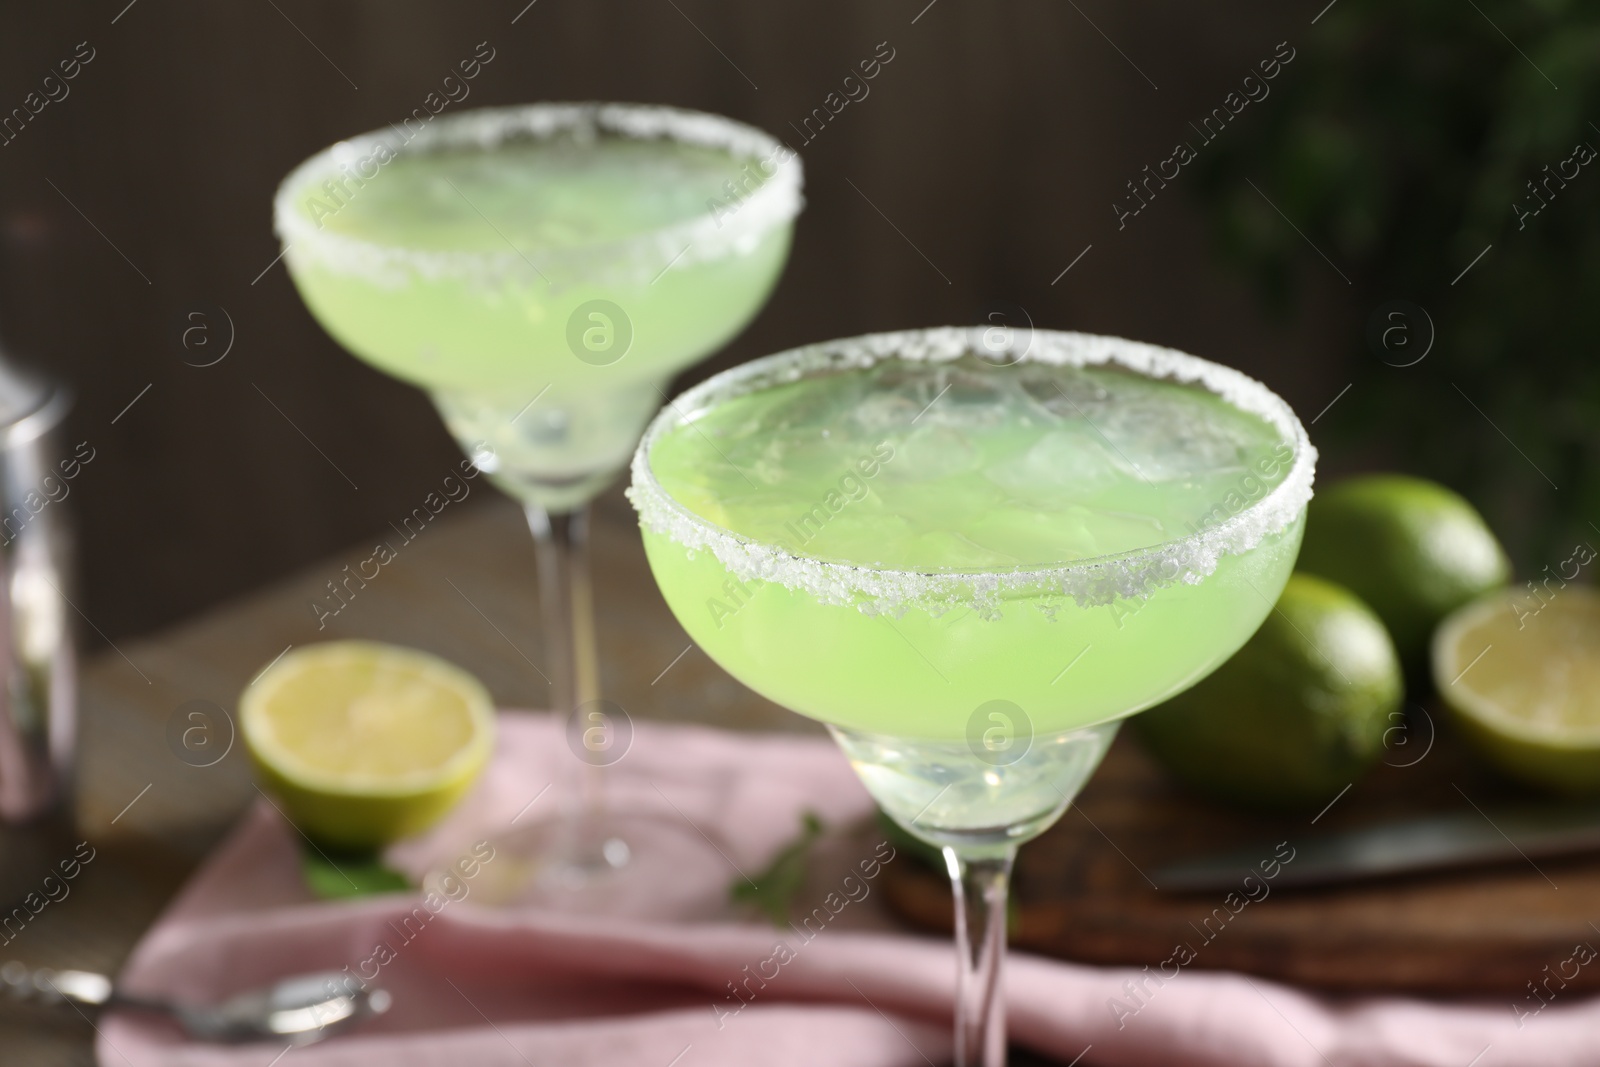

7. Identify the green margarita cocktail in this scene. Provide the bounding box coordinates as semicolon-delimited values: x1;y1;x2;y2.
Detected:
273;104;802;907
276;104;800;509
631;327;1315;1065
637;331;1309;742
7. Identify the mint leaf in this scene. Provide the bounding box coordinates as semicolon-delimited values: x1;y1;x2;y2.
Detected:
300;846;412;899
731;811;825;925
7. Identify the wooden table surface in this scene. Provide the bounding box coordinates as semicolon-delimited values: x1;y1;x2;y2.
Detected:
7;482;1573;1064
0;487;820;1066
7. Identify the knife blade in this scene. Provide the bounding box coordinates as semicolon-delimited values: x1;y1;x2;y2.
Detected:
1154;803;1600;891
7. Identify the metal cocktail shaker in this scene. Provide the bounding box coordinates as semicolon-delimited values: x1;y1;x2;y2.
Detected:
0;352;75;823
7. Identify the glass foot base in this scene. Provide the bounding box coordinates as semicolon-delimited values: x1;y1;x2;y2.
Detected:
432;810;736;919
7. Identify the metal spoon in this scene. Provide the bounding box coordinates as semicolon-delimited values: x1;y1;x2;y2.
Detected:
1;960;391;1045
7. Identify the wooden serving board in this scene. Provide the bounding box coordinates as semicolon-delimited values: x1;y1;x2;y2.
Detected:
881;706;1600;996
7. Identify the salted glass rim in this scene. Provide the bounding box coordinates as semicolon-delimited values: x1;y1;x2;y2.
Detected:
627;327;1318;615
272;101;804;286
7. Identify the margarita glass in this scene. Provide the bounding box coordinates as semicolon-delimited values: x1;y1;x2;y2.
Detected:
630;328;1315;1065
274;103;803;906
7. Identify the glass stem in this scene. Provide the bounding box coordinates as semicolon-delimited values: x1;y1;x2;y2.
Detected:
525;504;606;856
944;845;1015;1067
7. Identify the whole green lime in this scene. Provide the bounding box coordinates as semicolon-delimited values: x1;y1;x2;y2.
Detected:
1132;573;1403;810
1296;474;1509;675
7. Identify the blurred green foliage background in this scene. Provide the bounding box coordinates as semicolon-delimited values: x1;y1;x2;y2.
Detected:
1197;0;1600;573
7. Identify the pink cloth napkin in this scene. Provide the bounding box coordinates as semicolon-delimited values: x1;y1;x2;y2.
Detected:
101;713;1600;1066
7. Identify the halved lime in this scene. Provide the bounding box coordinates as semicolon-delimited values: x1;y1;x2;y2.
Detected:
240;641;495;849
1434;586;1600;794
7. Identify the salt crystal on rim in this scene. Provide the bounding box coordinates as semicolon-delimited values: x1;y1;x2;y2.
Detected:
628;327;1317;619
273;102;803;291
